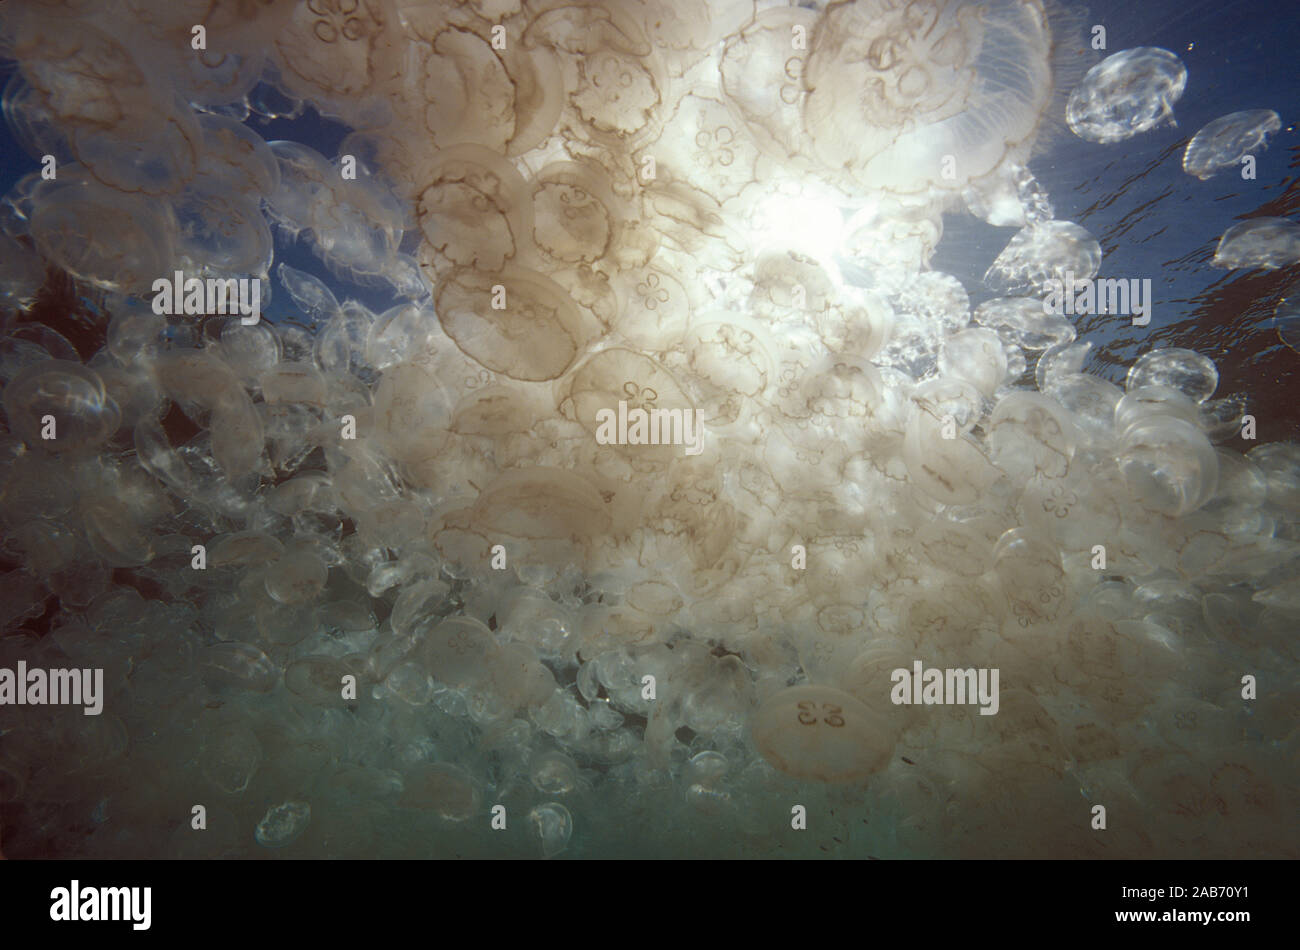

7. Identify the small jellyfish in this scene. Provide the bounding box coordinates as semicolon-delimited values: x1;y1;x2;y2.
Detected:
686;750;728;787
171;185;272;277
985;221;1102;296
277;262;341;329
255;801;311;849
2;360;120;455
1183;110;1281;179
421;616;498;688
528;802;573;858
529;751;580;795
750;685;895;784
1125;348;1218;404
974;297;1076;351
1212;217;1300;271
434;266;597;382
1118;416;1220;516
29;171;176;293
802;0;1056;193
1067;47;1187;143
264;549;328;605
938;328;1008;398
986;392;1076;482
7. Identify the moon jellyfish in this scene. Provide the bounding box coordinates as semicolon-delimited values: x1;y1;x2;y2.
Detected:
28;171;175;292
2;360;120;455
974;297;1076;350
985;221;1101;295
1183;109;1282;179
0;0;1294;863
434;266;598;382
529;751;580;796
1212;218;1300;271
1118;417;1219;517
1125;348;1219;404
751;685;896;783
1067;47;1187;143
255;801;311;849
803;0;1055;194
528;802;573;858
200;642;279;694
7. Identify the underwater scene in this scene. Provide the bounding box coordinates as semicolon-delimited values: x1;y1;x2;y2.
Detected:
0;0;1296;861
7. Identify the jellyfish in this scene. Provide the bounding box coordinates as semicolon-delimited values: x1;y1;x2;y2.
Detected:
1066;47;1187;143
528;802;573;858
1212;217;1300;270
0;0;1295;862
1126;348;1219;404
985;220;1102;295
750;685;896;783
435;266;598;382
974;297;1076;351
255;801;311;849
199;722;262;795
802;0;1056;195
28;171;176;293
2;360;120;455
1183;109;1282;179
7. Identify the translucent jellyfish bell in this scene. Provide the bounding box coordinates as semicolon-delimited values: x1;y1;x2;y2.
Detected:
199;722;262;795
985;221;1101;295
1183;110;1281;179
1212;218;1300;271
974;297;1076;351
1066;47;1187;143
2;360;120;455
1125;348;1219;404
29;171;176;293
750;685;895;783
803;0;1055;194
1118;416;1220;516
255;801;311;849
528;802;573;858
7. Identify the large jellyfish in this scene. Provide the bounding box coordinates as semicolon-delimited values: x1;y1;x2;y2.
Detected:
801;0;1057;195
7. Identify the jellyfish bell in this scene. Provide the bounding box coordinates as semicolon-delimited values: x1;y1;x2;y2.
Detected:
1212;217;1300;271
751;684;897;783
803;0;1056;197
1183;109;1282;180
1066;47;1187;143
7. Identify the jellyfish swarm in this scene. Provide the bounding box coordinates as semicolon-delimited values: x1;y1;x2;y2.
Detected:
0;0;1295;861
